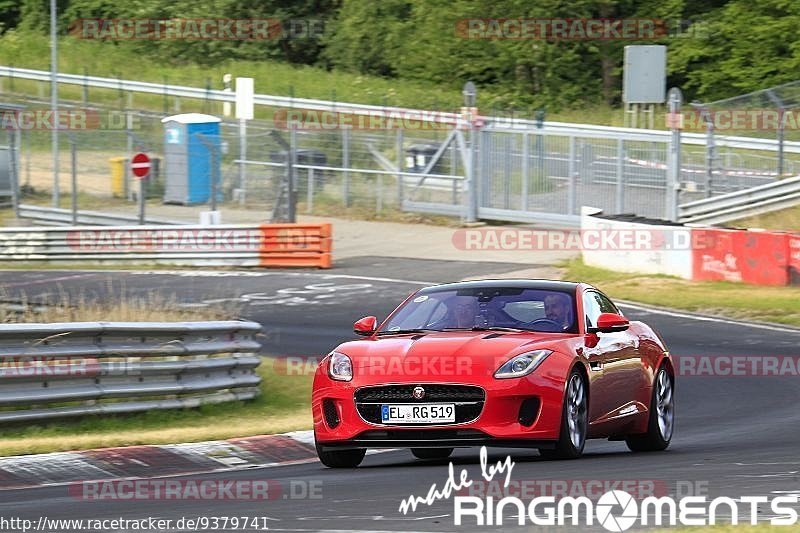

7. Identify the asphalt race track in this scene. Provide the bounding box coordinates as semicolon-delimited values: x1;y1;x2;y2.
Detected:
1;262;800;532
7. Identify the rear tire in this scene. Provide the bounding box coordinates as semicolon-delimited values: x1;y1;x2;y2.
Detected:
539;369;587;459
411;448;454;460
626;367;674;452
315;443;366;468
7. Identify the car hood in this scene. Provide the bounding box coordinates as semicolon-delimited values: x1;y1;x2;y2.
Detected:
336;331;569;384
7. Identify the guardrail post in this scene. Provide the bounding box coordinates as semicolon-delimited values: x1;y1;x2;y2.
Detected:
666;87;682;221
616;138;624;214
239;117;247;203
396;129;404;206
288;127;297;223
342;128;350;208
126;113;133;201
568;135;577;216
502;133;511;209
777;110;785;177
210;142;219;213
465;126;478;222
162;75;169;114
450;141;458;205
377;172;383;214
307;168;314;214
521;132;529;211
82;66;89;105
69;134;77;225
8;127;20;220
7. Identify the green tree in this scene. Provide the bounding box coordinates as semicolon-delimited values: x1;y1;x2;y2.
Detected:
669;0;800;101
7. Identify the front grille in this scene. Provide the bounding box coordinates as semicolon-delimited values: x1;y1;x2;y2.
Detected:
355;384;485;402
354;384;485;425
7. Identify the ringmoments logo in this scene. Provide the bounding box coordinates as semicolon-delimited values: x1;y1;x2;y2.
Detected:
397;448;800;529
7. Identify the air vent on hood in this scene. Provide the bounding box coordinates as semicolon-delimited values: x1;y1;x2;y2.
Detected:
482;332;505;339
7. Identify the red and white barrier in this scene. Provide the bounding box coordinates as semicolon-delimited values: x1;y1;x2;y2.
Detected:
581;207;799;286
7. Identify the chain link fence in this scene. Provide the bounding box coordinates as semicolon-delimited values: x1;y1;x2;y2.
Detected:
1;86;796;225
691;80;800;196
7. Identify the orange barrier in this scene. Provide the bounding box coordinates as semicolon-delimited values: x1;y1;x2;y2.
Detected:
258;222;332;268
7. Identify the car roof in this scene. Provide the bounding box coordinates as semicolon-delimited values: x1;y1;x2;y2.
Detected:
416;279;583;294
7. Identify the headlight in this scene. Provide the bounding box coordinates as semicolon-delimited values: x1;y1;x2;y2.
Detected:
494;350;552;379
328;351;353;381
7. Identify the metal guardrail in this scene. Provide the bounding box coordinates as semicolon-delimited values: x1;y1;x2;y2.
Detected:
18;204;187;226
0;320;262;423
3;66;800;154
678;175;800;225
0;223;332;268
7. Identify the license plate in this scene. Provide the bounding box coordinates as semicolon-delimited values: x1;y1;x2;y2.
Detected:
380;403;455;424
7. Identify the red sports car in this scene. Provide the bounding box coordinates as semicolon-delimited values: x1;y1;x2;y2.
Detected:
312;280;674;468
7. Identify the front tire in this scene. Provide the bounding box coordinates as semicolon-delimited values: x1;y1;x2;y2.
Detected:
626;366;674;452
411;448;454;460
316;443;366;468
539;370;587;459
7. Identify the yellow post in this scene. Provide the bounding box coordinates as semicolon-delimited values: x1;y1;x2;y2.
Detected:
109;156;127;197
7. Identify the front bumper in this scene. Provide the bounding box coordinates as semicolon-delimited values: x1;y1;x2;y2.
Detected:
315;427;557;451
312;375;566;447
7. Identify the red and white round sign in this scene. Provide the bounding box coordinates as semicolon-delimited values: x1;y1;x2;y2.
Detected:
131;152;151;179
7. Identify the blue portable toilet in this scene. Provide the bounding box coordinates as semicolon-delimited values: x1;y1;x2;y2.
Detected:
161;113;222;205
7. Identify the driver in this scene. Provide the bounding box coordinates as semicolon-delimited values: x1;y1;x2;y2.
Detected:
543;293;573;331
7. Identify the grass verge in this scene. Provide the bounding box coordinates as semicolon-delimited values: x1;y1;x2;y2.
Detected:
729;205;800;232
562;258;800;327
0;362;312;457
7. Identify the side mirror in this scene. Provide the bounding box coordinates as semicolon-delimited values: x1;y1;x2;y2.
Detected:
588;312;629;333
353;316;377;336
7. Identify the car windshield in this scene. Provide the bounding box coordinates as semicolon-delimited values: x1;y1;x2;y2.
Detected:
379;287;577;334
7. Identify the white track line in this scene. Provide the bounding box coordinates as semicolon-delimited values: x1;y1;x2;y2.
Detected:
617;300;800;334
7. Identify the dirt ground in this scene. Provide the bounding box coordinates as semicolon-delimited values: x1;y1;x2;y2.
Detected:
20;150;124;197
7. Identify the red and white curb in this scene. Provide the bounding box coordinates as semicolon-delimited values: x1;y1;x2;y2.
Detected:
0;430;322;491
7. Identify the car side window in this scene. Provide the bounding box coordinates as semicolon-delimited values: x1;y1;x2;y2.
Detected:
595;292;620;315
583;291;603;330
